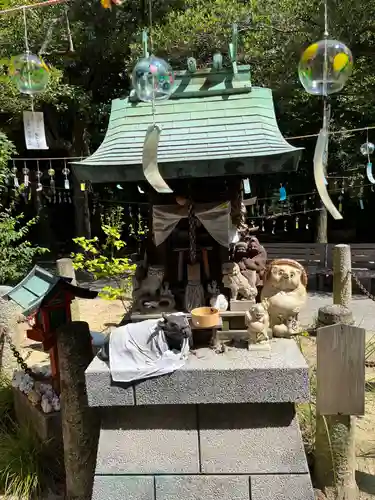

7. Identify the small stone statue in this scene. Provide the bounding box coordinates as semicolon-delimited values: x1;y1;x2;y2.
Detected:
245;303;270;347
231;237;267;287
261;259;307;338
159;282;176;312
137;265;164;296
208;280;228;312
133;265;165;312
222;262;257;301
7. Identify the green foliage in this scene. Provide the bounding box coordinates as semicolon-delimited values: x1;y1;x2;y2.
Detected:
0;377;60;498
0;423;48;498
128;210;149;251
0;376;41;498
0;134;48;285
0;373;14;434
0;208;49;285
72;206;136;303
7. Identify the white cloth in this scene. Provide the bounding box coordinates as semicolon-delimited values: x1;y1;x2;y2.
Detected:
153;201;231;247
109;315;189;383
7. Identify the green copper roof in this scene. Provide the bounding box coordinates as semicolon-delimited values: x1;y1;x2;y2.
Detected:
72;70;302;183
5;265;97;316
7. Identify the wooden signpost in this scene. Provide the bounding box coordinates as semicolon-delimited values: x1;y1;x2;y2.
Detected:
317;323;365;416
315;320;365;500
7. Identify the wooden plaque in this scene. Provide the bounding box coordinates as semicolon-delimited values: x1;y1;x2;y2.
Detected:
317;323;365;416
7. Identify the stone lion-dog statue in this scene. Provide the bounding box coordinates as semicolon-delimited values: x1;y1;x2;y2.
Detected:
222;262;257;302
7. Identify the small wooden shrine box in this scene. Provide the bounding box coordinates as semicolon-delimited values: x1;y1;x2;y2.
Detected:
6;265;98;390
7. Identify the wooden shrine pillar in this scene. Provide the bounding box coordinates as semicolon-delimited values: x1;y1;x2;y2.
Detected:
72;173;91;239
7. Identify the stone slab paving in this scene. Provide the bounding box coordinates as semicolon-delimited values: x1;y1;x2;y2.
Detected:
301;292;375;333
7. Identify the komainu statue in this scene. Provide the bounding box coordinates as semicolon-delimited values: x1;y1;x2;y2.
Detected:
231;237;267;288
222;262;257;302
260;259;307;337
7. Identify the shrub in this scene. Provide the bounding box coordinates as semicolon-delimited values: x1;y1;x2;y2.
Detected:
72;205;136;307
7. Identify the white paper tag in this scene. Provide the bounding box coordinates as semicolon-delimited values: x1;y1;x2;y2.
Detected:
243;178;251;194
23;111;49;150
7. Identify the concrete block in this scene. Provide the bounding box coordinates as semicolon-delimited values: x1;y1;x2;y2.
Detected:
251;474;314;500
85;355;134;407
133;339;309;405
229;316;246;329
199;403;309;474
230;299;254;311
92;475;154;500
96;405;199;474
12;388;63;476
155;475;250;500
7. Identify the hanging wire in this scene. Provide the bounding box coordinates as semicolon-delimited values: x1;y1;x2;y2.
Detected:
147;0;156;125
22;7;35;112
322;0;329;131
65;7;74;52
0;0;68;15
22;7;30;55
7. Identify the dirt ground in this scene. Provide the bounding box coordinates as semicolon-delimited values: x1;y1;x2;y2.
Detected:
16;299;375;499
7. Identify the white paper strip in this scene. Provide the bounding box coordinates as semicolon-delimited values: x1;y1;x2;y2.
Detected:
23;111;49;150
367;162;375;184
314;129;342;220
142;124;172;194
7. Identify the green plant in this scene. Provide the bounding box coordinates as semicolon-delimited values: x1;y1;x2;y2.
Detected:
71;206;136;306
0;423;50;498
0;133;48;285
0;373;13;433
128;210;149;253
0;207;49;285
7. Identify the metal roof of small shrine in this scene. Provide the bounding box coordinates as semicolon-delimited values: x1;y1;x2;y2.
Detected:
72;66;303;183
5;265;98;316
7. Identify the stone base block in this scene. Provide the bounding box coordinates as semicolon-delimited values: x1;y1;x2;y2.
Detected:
156;475;250;500
92;476;154;500
13;388;62;444
230;299;255;312
251;474;315;500
86;339;309;406
199;403;308;474
96;405;199;474
12;388;63;475
96;403;308;476
92;474;314;500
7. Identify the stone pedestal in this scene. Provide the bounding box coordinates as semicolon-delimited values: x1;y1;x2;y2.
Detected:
85;339;314;500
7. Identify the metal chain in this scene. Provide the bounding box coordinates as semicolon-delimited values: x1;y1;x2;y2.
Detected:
347;270;375;367
349;270;375;301
0;331;34;377
188;202;197;264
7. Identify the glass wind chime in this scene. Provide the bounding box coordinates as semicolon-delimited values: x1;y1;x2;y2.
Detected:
247;192;317;234
132;0;176;194
298;0;353;220
10;158;72;204
9;7;50;153
361;130;375;185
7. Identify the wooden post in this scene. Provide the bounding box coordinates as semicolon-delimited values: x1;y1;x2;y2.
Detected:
56;321;99;500
56;258;80;321
333;244;352;309
72;174;91;239
315;316;365;500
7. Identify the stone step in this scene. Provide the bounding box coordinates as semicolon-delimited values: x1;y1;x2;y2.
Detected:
93;403;314;500
131;309;248;323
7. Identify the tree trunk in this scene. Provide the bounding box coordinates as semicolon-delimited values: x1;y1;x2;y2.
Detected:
315;414;358;500
316;203;328;243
